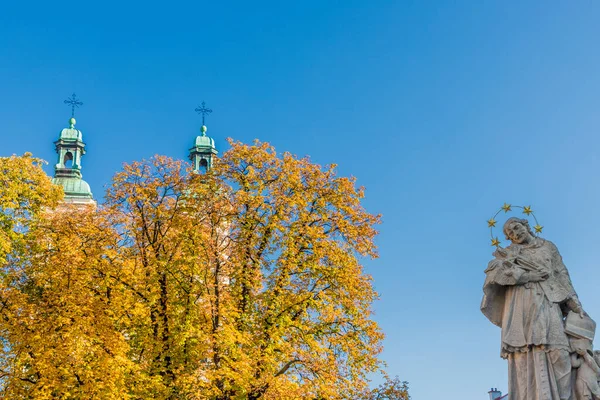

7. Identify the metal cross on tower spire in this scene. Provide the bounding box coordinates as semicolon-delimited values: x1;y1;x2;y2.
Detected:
64;93;83;118
195;101;212;126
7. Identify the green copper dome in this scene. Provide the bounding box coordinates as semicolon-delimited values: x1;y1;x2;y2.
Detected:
194;135;215;148
59;118;83;141
59;127;83;141
193;125;216;148
51;177;93;199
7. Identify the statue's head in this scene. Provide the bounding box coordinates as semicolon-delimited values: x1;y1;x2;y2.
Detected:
503;217;535;244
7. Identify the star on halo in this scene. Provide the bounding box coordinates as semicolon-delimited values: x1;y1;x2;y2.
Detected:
523;206;533;215
501;203;512;213
487;218;497;228
491;237;501;247
534;225;543;234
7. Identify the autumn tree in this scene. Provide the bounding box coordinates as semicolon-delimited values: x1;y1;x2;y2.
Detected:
104;155;215;398
0;208;141;398
204;141;383;399
0;142;397;399
363;376;410;400
0;155;63;396
0;155;137;398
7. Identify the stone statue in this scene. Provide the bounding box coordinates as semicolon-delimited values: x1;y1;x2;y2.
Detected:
481;217;596;400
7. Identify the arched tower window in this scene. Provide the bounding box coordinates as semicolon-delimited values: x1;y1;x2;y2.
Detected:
64;152;73;168
199;158;208;174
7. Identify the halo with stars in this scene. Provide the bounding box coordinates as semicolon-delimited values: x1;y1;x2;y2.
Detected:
487;203;543;247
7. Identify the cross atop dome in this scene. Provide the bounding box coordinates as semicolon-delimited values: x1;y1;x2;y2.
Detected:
64;93;83;118
195;101;212;129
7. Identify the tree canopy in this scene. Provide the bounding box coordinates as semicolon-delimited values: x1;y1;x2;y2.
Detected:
0;142;404;399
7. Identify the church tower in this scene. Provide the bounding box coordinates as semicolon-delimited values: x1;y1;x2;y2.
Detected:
51;94;95;205
189;101;218;173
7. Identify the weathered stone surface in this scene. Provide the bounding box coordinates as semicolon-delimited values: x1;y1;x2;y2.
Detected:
481;217;598;400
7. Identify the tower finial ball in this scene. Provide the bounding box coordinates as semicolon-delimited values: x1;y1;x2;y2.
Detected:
69;117;77;127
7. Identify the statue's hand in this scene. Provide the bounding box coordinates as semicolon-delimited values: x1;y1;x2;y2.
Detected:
495;248;508;259
567;297;585;318
526;271;549;282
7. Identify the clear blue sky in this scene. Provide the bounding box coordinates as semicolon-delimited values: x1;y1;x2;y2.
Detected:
2;1;600;398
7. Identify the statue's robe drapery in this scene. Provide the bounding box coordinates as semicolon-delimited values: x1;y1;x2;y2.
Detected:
481;239;577;400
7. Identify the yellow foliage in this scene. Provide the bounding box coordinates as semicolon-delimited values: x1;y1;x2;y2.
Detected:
0;154;62;263
0;144;387;399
